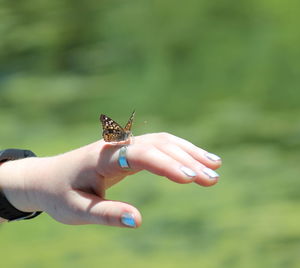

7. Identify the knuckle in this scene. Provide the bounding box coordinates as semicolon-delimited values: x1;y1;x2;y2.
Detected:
98;207;113;226
141;144;157;159
136;143;155;153
157;132;172;142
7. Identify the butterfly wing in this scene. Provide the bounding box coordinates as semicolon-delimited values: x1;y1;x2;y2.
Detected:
100;114;125;142
124;110;135;132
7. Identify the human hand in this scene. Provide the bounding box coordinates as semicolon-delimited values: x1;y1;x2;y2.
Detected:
0;133;221;227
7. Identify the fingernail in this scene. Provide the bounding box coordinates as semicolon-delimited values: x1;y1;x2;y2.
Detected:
121;213;136;228
202;167;219;179
180;166;197;179
205;152;221;162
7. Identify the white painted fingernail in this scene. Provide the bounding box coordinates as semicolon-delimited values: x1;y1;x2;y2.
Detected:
121;213;136;228
180;166;197;178
202;167;219;179
205;152;221;162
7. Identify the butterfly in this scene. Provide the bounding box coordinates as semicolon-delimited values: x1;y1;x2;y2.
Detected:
100;110;135;142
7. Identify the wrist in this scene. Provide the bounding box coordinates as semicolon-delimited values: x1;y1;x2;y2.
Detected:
0;156;43;215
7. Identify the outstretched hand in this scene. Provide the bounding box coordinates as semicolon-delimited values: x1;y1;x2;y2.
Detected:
0;133;222;227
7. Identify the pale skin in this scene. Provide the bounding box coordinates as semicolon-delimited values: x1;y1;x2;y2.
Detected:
0;133;222;227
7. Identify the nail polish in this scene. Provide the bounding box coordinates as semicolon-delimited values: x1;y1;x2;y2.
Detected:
180;166;197;179
121;213;136;228
205;152;221;162
202;167;219;179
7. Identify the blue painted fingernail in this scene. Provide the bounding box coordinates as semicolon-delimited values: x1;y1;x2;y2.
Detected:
180;166;197;179
202;167;219;179
205;152;221;162
121;213;136;228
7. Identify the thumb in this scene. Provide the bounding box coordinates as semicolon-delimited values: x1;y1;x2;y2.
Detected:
61;190;142;228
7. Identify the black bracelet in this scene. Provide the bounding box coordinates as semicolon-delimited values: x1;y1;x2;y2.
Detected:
0;149;43;221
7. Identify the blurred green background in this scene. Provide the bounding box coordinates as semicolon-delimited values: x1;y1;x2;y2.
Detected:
1;0;300;267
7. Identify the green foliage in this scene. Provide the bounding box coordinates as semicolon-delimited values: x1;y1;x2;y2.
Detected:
1;0;300;267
